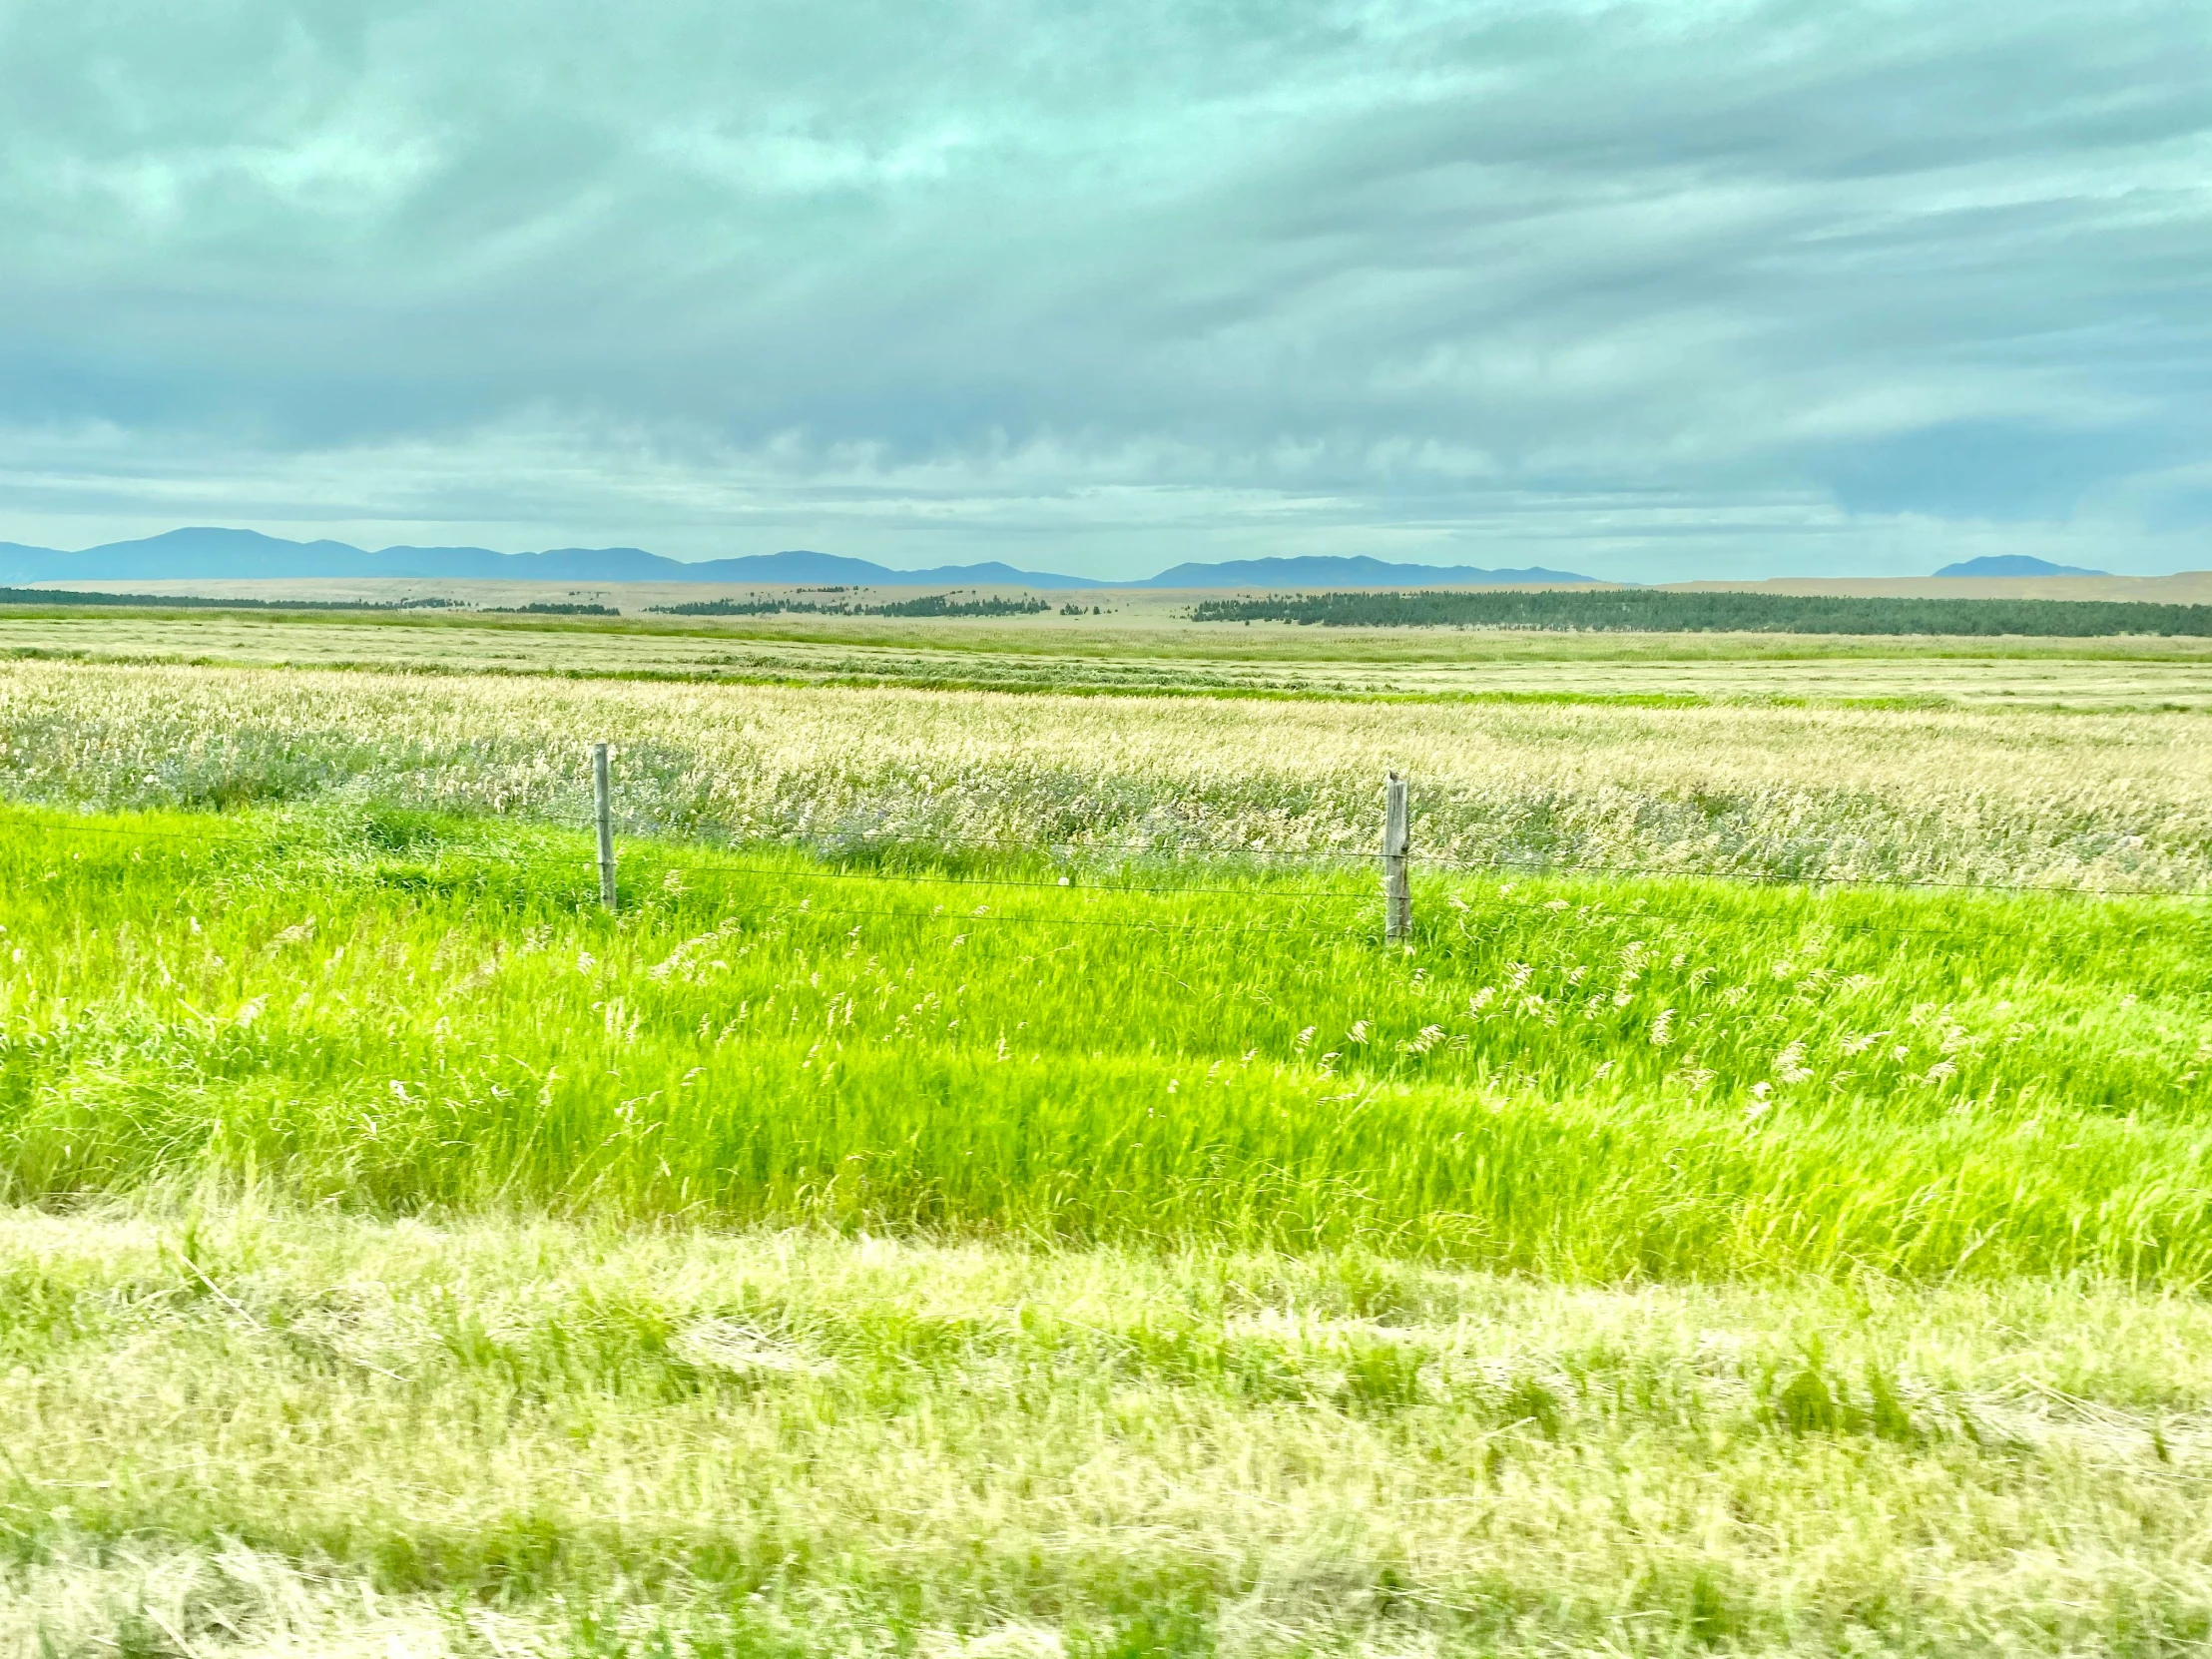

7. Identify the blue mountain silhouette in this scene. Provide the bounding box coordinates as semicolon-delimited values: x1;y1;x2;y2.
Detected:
1934;555;2105;577
0;528;1595;589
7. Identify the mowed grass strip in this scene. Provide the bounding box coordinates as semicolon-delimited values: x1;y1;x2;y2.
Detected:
5;1205;2212;1656
2;804;2209;1279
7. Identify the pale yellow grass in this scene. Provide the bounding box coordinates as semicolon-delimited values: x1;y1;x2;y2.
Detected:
4;1203;2210;1656
13;613;2212;706
3;660;2210;886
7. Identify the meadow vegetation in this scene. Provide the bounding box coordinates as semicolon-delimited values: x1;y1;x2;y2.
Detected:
17;609;2212;713
3;651;2211;1655
5;661;2212;888
7;1206;2210;1658
4;802;2208;1275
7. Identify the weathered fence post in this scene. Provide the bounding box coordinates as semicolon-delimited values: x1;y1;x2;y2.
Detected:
1383;771;1410;942
593;742;617;912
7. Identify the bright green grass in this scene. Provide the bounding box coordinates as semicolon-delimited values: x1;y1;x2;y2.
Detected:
4;805;2209;1280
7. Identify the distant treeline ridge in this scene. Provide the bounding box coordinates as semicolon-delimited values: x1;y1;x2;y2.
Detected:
0;587;464;613
649;595;1050;618
1190;590;2212;637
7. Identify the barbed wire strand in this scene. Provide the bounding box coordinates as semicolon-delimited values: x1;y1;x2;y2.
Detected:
13;781;2132;899
7;805;2207;907
658;863;2171;949
555;809;2207;901
14;814;2195;948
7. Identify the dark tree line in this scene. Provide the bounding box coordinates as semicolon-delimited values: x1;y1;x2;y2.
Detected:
1188;589;2212;637
0;587;462;612
650;594;1049;618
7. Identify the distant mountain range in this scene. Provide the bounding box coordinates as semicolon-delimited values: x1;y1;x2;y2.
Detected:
0;528;1597;590
1136;555;1594;588
1934;555;2106;577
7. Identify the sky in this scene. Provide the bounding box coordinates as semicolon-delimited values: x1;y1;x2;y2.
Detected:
1;0;2208;582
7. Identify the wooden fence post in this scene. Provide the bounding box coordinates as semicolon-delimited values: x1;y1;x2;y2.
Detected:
593;742;617;912
1383;771;1410;942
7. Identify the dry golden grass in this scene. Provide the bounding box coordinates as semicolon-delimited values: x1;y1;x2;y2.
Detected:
12;611;2212;707
4;659;2210;886
5;1202;2210;1656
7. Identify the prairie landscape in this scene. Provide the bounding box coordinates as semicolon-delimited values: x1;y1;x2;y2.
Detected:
3;609;2212;1655
14;0;2209;1648
17;598;2212;706
4;654;2211;886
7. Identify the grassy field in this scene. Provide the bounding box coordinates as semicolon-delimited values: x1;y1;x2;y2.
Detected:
9;1206;2211;1658
21;570;2212;610
4;660;2211;888
15;609;2212;707
4;648;2212;1654
5;802;2208;1273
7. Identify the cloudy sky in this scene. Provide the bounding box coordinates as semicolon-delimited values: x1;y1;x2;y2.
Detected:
2;0;2207;580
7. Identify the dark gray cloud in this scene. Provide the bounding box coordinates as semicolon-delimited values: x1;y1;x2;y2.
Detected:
0;0;2206;577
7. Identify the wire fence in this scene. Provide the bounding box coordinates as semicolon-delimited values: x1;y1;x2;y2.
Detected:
7;773;2204;958
519;809;2198;902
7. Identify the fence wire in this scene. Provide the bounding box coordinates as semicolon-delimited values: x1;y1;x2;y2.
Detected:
8;800;2202;957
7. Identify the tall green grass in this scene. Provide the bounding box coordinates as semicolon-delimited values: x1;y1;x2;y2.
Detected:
3;804;2209;1279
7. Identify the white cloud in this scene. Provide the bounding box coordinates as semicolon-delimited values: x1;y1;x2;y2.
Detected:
0;0;2205;576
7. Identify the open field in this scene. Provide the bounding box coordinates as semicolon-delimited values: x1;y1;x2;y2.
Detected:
24;570;2212;607
16;609;2212;707
5;660;2212;887
5;802;2208;1270
5;651;2212;1653
2;796;2211;1652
